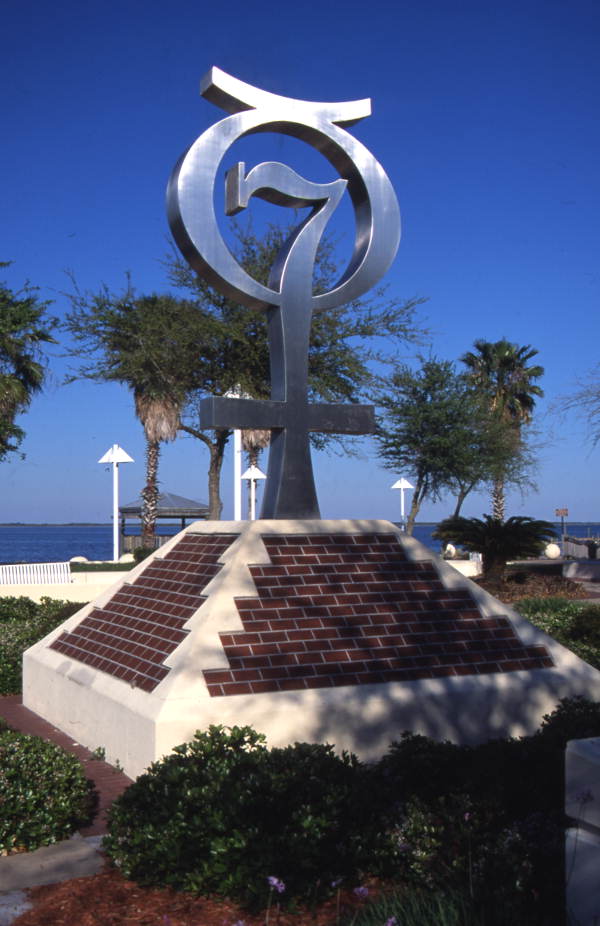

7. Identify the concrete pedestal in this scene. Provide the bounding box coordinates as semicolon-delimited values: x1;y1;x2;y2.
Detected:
24;520;600;779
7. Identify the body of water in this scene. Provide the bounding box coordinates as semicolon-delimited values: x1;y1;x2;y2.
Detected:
0;521;598;565
0;524;179;565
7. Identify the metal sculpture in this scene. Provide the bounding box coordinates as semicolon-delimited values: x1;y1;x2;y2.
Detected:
167;67;400;518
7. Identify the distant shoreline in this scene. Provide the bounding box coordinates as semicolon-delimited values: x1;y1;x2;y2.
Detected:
1;521;598;528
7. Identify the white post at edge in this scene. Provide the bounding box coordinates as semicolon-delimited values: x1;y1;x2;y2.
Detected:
241;465;267;521
225;386;247;521
391;477;414;532
98;444;134;561
234;429;242;520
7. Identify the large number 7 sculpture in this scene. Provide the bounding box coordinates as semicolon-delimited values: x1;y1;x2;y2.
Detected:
167;67;400;519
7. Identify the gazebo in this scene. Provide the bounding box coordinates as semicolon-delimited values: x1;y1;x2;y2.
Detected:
119;491;209;552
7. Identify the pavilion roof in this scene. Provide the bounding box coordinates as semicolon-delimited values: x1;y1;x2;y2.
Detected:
119;492;209;519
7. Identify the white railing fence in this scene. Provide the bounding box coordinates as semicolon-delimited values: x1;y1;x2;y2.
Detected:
0;561;72;585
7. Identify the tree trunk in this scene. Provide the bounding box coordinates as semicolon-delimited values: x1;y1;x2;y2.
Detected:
141;437;160;547
207;430;229;520
452;485;473;518
405;478;425;535
491;478;505;521
482;551;506;584
179;424;230;520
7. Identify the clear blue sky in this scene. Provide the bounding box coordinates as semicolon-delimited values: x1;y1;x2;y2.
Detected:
1;0;599;524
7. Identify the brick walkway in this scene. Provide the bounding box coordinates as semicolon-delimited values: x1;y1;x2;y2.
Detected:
0;695;132;836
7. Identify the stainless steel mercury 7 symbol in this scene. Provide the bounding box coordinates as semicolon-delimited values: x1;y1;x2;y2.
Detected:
167;67;400;519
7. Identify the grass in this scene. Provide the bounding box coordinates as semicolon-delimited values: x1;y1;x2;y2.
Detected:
345;886;480;925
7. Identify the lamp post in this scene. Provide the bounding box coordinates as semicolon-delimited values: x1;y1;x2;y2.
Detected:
391;477;414;532
98;444;134;561
241;465;267;520
225;386;248;520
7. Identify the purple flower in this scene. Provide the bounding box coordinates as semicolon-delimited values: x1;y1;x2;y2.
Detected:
353;886;369;900
267;876;286;894
464;812;472;822
331;878;343;888
385;918;398;926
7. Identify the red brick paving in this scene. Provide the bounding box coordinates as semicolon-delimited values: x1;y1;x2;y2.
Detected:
204;533;554;696
49;533;235;692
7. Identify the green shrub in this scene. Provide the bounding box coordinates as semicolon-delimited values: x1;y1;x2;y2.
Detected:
0;595;39;623
0;729;95;853
537;695;600;746
393;795;563;925
132;546;153;564
0;596;83;695
70;561;133;572
569;604;600;645
104;725;378;909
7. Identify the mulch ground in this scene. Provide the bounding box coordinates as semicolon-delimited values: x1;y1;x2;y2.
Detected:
476;571;591;604
14;870;378;926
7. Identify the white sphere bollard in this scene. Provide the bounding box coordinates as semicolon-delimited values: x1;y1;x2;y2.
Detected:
545;542;561;560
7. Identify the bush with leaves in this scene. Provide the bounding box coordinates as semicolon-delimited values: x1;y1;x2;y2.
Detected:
393;794;562;925
372;699;600;924
104;725;381;910
0;729;94;853
0;596;83;695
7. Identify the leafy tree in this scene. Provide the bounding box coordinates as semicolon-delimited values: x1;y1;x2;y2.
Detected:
66;226;424;520
433;514;555;582
556;363;600;447
168;224;424;517
373;357;522;533
460;339;544;520
0;266;55;463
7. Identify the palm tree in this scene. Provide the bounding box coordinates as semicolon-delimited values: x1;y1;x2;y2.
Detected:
461;339;543;520
135;392;181;548
0;271;55;461
434;514;555;583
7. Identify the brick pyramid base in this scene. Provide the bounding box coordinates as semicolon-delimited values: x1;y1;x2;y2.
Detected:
24;519;600;778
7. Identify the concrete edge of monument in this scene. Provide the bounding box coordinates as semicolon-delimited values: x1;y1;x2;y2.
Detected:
23;518;600;780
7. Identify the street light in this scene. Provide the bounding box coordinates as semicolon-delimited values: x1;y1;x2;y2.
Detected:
225;386;249;520
241;465;267;520
98;444;134;561
391;477;414;531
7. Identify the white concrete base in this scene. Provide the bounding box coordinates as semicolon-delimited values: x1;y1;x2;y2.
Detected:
564;561;600;583
566;827;600;925
23;520;600;780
